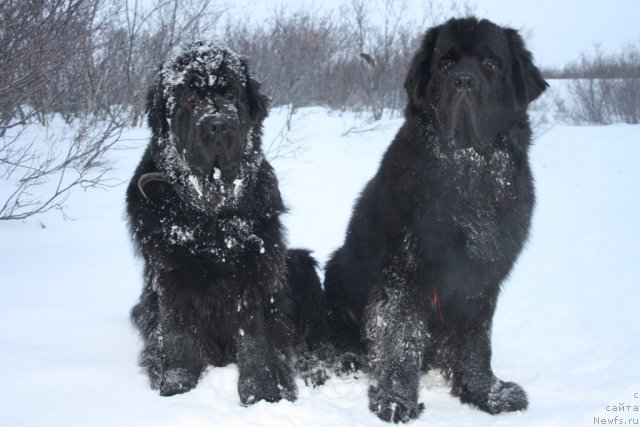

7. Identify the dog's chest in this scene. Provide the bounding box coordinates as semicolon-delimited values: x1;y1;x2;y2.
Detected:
151;214;266;260
420;144;523;261
437;145;516;201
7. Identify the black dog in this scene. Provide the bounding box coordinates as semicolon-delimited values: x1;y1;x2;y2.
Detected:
126;42;323;404
324;17;548;423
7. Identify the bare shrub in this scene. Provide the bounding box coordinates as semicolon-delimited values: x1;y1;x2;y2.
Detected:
558;43;640;125
0;0;124;220
0;115;124;220
331;0;420;119
225;0;475;122
226;7;340;110
567;78;612;125
0;0;98;132
0;0;224;220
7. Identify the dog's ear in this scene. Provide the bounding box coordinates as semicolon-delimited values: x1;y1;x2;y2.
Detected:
404;26;440;112
506;29;549;109
146;69;168;137
242;59;270;124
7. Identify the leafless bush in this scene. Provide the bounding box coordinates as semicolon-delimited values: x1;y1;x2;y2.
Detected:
326;0;420;119
0;0;222;220
2;0;477;129
0;115;124;220
560;44;640;79
225;0;474;122
421;0;476;26
0;0;122;220
2;0;525;219
0;0;98;132
566;78;640;125
224;6;343;158
561;43;640;125
226;7;340;111
609;79;640;124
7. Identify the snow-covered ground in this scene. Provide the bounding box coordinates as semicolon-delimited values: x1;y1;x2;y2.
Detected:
1;92;639;426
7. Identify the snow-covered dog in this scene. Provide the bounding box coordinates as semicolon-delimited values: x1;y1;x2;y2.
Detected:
126;42;323;404
324;18;548;422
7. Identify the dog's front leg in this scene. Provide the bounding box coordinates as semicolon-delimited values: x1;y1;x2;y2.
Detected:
235;285;297;405
449;319;528;414
365;285;428;423
131;267;207;396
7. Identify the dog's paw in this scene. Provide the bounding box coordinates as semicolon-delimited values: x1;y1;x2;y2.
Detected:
238;360;297;405
335;351;367;376
294;352;329;388
454;379;528;414
368;384;424;423
153;367;199;396
485;381;528;414
301;365;329;388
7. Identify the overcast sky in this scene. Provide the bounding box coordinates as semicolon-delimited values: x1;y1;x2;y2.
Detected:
470;0;640;67
223;0;640;68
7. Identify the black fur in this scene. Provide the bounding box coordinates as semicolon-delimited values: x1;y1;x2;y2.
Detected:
324;18;548;423
127;42;323;404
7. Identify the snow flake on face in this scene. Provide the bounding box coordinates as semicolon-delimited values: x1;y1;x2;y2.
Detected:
153;108;262;213
194;101;239;129
149;42;266;213
154;133;216;211
194;104;216;126
159;42;246;116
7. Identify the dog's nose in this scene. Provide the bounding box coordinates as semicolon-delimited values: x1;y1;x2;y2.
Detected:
453;72;478;91
201;117;230;135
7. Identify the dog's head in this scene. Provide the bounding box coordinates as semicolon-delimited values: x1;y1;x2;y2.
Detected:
146;42;269;211
404;17;548;143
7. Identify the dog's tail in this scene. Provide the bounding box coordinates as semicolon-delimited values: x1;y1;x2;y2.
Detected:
286;249;326;349
285;249;332;386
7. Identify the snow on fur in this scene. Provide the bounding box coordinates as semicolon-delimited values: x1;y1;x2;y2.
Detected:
150;42;263;214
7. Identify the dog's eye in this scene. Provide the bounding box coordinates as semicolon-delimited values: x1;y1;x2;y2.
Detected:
224;90;237;102
186;93;198;103
482;59;499;71
439;59;455;72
